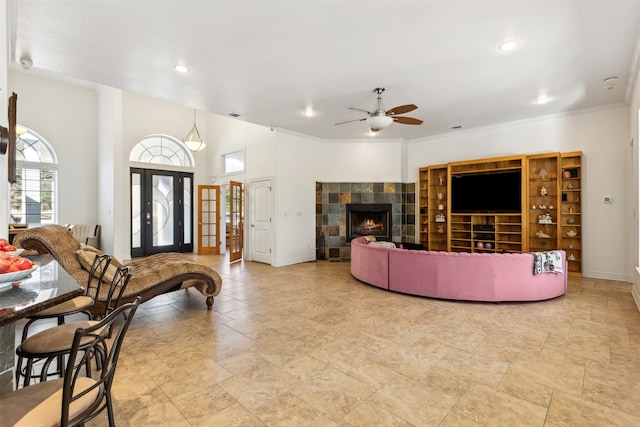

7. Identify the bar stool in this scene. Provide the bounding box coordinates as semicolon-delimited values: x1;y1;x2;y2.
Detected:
20;253;112;342
1;298;141;427
15;265;133;387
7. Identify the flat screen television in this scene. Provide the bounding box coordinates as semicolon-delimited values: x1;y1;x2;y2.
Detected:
451;170;521;213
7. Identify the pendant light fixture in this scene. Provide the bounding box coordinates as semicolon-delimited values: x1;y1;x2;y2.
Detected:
183;109;206;152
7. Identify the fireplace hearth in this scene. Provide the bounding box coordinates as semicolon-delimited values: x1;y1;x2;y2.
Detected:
346;204;392;241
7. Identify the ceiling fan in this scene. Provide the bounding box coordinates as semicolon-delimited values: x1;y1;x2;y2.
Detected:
335;88;423;132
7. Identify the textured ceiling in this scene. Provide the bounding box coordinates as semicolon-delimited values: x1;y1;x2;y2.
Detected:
8;0;640;140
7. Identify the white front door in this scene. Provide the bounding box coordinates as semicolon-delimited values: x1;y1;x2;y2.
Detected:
250;178;272;264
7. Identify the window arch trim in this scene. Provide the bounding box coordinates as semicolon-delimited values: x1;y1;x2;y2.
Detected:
129;134;195;168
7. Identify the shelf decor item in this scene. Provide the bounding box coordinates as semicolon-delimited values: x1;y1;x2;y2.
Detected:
540;186;548;196
537;213;553;224
566;230;577;237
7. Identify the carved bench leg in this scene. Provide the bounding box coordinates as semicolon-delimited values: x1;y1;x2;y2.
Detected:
206;296;214;310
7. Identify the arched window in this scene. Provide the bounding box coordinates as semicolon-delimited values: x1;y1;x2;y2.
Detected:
10;129;58;224
129;134;194;167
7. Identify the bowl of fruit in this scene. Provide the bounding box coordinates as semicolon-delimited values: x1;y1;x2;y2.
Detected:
0;239;37;288
0;238;24;256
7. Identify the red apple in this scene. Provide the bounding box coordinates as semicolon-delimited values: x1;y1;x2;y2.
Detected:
0;259;11;274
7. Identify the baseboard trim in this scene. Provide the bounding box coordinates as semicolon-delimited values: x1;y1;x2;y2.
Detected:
582;270;632;282
272;254;316;267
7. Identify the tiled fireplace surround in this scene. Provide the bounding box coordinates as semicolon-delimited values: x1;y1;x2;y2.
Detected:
316;182;416;260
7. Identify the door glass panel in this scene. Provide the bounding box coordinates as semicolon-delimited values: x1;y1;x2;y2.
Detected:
131;173;141;248
184;177;192;245
152;175;174;246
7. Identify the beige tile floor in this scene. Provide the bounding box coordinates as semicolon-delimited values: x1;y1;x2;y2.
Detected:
15;255;640;426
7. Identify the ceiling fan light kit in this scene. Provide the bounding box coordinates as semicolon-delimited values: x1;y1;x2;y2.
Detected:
366;115;393;130
335;87;423;133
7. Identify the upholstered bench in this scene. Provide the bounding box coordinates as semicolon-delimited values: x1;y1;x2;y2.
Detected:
14;224;222;311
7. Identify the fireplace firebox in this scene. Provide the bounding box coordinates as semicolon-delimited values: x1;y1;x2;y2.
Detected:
346;204;392;241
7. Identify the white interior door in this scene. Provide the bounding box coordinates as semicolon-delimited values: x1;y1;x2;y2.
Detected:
250;178;272;264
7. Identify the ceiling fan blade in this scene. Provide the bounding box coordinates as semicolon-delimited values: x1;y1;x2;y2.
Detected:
386;104;417;115
348;107;373;115
334;118;367;126
392;116;423;125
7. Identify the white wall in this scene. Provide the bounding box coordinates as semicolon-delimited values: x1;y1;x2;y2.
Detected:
321;139;404;182
273;131;322;266
8;72;99;226
97;86;121;257
408;106;631;281
208;113;277;182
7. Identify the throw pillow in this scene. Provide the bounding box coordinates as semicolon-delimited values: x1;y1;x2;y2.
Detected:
76;249;118;283
369;241;396;248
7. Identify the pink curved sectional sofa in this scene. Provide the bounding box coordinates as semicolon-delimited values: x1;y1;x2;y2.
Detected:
350;237;567;302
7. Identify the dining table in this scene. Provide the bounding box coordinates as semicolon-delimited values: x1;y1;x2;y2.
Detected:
0;254;84;396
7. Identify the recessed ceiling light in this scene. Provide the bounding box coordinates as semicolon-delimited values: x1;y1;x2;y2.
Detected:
498;40;519;52
533;95;551;105
303;108;316;117
173;64;189;73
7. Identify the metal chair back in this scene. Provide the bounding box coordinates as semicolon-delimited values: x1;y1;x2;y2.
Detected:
61;297;141;427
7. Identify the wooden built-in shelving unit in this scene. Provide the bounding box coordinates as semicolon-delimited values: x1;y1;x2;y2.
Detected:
428;165;448;251
527;153;561;253
418;152;582;276
560;152;582;276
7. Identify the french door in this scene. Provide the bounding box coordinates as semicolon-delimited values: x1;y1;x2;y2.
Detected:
131;168;194;257
229;180;243;263
198;185;220;254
